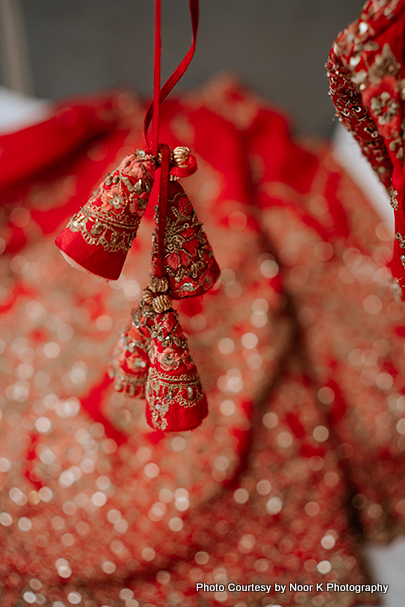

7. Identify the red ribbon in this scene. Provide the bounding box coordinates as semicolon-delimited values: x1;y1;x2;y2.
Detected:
143;0;199;155
143;0;199;279
151;0;162;159
155;143;171;278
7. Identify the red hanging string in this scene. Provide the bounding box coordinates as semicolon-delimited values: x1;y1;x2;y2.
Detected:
151;0;162;158
155;143;171;278
145;0;199;279
144;0;199;153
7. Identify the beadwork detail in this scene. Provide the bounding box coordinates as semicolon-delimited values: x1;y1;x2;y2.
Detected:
395;230;405;248
109;288;207;431
108;298;155;396
326;3;405;189
327;55;393;189
145;308;207;431
389;186;399;210
152;181;220;298
327;0;405;299
146;368;205;430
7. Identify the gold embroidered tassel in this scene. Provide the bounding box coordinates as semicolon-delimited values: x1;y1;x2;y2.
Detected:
108;290;155;396
56;150;156;280
151;179;220;298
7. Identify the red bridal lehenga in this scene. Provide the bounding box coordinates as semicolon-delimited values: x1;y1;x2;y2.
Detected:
1;72;405;607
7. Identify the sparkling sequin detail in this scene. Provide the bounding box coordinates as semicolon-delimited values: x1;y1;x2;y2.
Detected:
327;0;405;297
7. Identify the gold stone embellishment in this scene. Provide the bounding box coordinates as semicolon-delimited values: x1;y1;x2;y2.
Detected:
395;231;405;248
389;186;399;211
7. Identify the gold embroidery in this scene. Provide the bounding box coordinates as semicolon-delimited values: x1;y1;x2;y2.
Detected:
395;231;405;248
389;186;399;210
370;91;400;124
109;365;148;396
67;152;155;253
154;190;216;292
369;43;401;85
68;202;140;253
327;63;388;176
108;300;155;396
145;367;204;430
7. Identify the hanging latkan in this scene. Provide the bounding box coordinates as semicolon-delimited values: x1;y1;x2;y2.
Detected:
55;150;156;280
56;0;219;432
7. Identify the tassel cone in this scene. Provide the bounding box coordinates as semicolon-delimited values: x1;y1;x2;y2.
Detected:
108;293;155;396
145;307;208;432
152;180;220;298
55;150;156;280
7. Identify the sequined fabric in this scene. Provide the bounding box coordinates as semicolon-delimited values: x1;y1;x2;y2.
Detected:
151;180;220;299
0;78;405;607
326;0;405;294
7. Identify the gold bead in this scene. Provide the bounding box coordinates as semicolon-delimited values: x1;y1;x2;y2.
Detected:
152;294;172;313
149;276;169;293
142;288;154;305
134;149;146;160
173;146;191;167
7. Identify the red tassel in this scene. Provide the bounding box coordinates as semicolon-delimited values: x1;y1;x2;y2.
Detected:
55;150;156;280
152;179;220;298
109;284;208;432
145;305;207;432
108;292;155;396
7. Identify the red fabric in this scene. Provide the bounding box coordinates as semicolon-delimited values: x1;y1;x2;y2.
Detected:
0;78;404;606
109;300;154;397
55;151;156;280
0;96;120;190
155;144;171;277
145;308;208;432
169;152;198;179
327;0;405;295
152;179;220;298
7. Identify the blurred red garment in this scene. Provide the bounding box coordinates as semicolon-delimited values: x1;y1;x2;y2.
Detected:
0;77;404;607
327;0;405;297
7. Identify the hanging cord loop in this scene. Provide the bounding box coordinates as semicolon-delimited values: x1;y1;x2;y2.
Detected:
144;0;199;281
143;0;199;155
